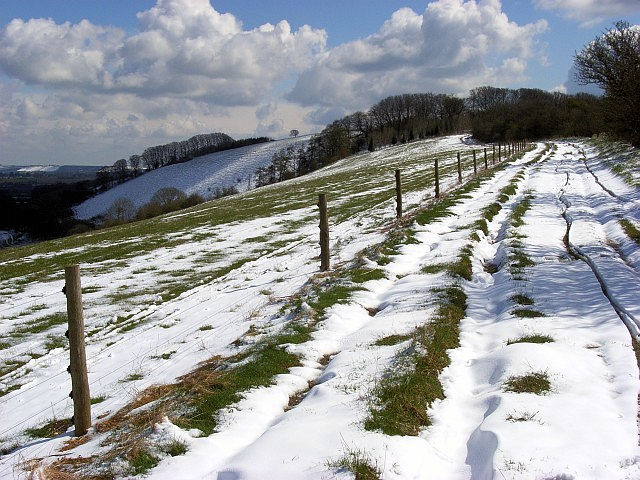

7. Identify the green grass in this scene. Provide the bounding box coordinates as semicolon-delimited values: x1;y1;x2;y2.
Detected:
176;344;302;435
620;219;640;245
507;334;554;345
9;312;67;337
512;308;546;318
129;449;159;475
0;342;10;350
161;439;188;457
511;195;532;228
0;384;21;397
122;372;145;382
199;325;214;331
373;334;412;346
91;395;107;404
0;359;27;377
504;371;551;394
25;417;72;438
350;268;386;283
511;294;534;305
329;449;381;480
365;285;466;435
44;334;66;351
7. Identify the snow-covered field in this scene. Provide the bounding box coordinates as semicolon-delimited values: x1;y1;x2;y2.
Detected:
1;136;640;479
74;136;310;220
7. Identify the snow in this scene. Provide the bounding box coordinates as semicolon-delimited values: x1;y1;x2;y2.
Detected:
73;136;310;219
15;165;59;173
2;137;640;479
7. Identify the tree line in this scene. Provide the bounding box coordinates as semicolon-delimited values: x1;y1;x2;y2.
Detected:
96;134;272;191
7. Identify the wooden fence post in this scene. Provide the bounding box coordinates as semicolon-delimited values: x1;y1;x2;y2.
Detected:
498;143;502;162
457;152;462;183
472;150;477;175
395;169;402;219
318;194;329;271
64;265;91;437
484;148;488;170
434;158;440;198
492;145;495;164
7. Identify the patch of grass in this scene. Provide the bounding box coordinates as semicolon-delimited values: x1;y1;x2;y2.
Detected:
511;196;532;228
176;344;301;435
25;417;72;438
0;359;27;376
91;395;107;404
0;384;21;397
506;411;540;422
510;251;535;270
0;342;10;350
373;334;412;346
129;448;159;475
365;285;466;435
420;263;449;274
376;256;391;266
511;294;534;305
329;449;381;480
122;372;144;382
512;308;546;318
308;284;358;318
199;325;214;331
507;334;554;345
160;439;188;457
504;371;550;395
260;288;272;296
10;312;67;336
482;202;502;222
472;218;488;236
44;334;66;351
621;219;640;245
350;268;386;283
81;285;102;294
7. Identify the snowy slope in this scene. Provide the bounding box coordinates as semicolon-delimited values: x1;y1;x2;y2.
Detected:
74;136;310;219
2;136;640;479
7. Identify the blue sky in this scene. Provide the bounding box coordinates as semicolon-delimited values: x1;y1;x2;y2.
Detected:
1;0;639;165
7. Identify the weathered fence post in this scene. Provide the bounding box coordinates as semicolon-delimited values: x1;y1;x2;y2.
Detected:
498;143;502;162
492;145;495;164
395;169;402;219
457;152;462;183
318;194;329;271
484;148;488;170
434;158;440;198
64;265;91;437
473;150;477;175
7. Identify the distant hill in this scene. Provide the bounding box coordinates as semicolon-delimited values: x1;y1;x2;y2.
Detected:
74;135;310;220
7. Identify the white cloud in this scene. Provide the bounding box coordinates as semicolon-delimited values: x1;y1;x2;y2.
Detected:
535;0;640;27
0;0;327;164
0;0;326;104
288;0;547;112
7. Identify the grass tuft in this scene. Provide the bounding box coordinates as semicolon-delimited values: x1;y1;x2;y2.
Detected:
511;294;534;305
329;449;380;480
373;334;412;347
504;371;550;394
507;334;553;345
25;417;72;438
512;308;546;318
620;219;640;245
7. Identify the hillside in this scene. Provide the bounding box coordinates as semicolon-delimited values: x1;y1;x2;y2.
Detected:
74;135;310;220
1;135;640;479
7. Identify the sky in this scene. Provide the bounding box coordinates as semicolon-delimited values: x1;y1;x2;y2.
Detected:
1;0;639;166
